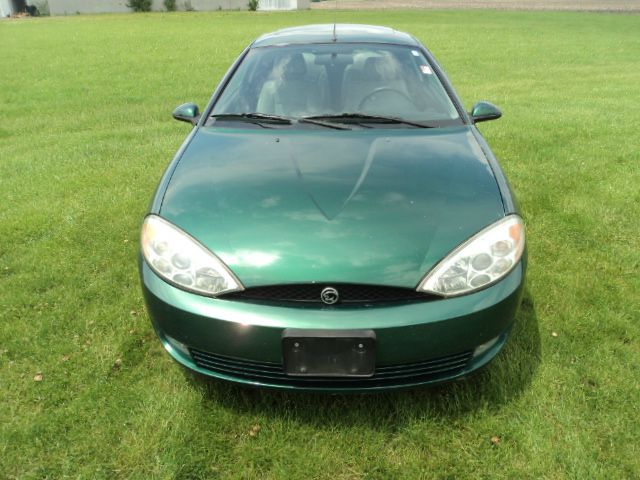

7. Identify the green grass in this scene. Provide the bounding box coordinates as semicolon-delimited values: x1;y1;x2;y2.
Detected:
1;9;639;479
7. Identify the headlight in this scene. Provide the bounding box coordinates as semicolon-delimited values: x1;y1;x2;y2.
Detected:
141;215;244;296
417;215;525;297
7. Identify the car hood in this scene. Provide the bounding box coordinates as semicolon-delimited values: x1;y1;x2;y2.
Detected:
160;126;504;288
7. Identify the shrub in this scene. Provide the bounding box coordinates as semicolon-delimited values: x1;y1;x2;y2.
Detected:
164;0;176;11
127;0;152;12
248;0;259;10
37;1;50;15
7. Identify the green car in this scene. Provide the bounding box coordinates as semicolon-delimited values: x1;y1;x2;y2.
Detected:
139;24;526;392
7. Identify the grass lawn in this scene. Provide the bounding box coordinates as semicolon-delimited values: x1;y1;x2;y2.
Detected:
1;9;639;479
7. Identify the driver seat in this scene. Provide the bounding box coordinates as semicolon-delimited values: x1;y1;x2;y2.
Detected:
341;56;408;113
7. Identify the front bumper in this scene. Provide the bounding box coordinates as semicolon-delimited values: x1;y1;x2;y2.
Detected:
140;260;525;392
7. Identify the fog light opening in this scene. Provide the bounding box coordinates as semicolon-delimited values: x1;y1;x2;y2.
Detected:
164;334;192;359
473;335;500;357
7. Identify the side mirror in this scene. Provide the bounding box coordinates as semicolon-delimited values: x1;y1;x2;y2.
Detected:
470;101;502;123
172;103;200;125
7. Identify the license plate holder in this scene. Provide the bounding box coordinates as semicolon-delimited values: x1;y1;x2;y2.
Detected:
282;329;376;377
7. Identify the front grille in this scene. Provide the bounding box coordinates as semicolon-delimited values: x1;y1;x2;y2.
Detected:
220;283;434;305
189;348;473;389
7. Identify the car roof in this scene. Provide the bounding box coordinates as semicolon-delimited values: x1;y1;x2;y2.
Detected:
252;24;420;48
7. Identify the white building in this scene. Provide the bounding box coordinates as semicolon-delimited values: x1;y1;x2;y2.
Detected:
0;0;308;16
1;0;26;17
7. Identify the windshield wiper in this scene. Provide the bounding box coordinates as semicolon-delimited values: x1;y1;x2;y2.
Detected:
298;117;352;130
210;113;293;125
212;113;353;130
303;113;436;129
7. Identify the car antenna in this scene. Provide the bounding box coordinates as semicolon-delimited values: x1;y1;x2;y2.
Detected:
332;0;337;42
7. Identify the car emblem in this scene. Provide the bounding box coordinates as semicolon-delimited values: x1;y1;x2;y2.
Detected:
320;287;339;305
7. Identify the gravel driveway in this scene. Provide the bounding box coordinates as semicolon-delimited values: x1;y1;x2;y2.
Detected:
311;0;640;12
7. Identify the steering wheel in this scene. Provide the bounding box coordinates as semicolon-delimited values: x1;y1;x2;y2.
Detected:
358;87;414;111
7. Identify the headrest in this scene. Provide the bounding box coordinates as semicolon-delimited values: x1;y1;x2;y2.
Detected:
284;54;307;78
363;56;395;81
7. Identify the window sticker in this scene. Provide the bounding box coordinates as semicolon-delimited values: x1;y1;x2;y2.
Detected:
420;65;433;75
411;50;420;57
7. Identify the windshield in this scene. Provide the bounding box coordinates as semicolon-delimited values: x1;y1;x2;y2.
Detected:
211;43;461;126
